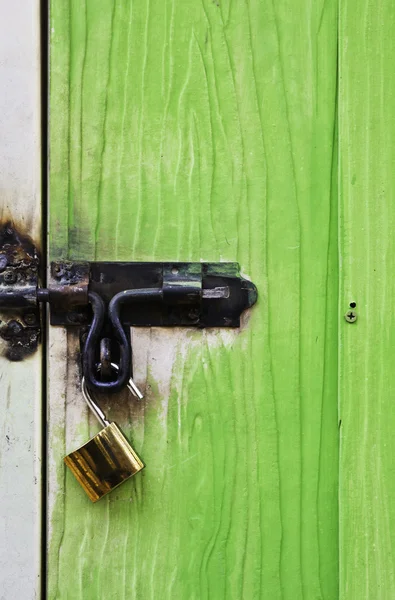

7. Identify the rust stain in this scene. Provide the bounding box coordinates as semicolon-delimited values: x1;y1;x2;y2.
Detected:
0;220;41;361
0;219;41;263
0;316;40;361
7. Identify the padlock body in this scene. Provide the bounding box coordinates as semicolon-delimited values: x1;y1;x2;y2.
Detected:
64;422;144;502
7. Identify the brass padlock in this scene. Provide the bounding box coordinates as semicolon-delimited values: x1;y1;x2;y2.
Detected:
64;375;144;502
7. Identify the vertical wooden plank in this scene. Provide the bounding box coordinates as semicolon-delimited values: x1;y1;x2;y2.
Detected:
49;1;339;598
339;1;395;597
0;0;42;597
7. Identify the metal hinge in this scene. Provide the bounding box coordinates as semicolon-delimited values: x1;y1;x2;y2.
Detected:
0;224;257;392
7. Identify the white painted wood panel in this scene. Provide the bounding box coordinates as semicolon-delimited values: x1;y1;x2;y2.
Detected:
0;1;42;598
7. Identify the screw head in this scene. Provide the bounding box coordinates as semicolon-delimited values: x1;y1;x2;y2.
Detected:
7;320;23;335
67;311;86;324
23;313;37;326
187;308;200;322
345;310;357;323
3;270;17;284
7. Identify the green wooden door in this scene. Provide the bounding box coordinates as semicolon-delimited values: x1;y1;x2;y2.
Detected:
339;2;395;597
47;1;394;598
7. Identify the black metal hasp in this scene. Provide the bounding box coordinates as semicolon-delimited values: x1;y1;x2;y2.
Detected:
0;248;257;392
49;262;257;328
49;262;257;393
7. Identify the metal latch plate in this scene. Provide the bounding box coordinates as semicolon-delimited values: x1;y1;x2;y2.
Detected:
0;224;41;360
49;261;257;328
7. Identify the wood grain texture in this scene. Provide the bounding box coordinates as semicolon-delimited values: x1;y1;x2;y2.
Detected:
339;1;395;597
49;1;339;598
0;1;42;597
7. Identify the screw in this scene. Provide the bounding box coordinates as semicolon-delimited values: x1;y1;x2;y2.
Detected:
7;320;23;335
345;310;357;323
67;312;79;324
67;311;86;324
3;271;17;284
53;264;65;279
24;313;37;326
187;308;200;322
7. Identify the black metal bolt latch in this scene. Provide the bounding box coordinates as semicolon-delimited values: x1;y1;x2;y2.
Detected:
0;225;257;393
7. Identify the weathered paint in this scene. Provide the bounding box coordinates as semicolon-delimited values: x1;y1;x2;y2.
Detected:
48;1;339;599
0;0;42;597
0;221;41;361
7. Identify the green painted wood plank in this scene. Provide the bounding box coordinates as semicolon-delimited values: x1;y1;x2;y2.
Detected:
49;1;339;598
339;1;395;597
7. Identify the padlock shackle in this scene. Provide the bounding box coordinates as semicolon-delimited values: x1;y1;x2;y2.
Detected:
81;377;110;428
